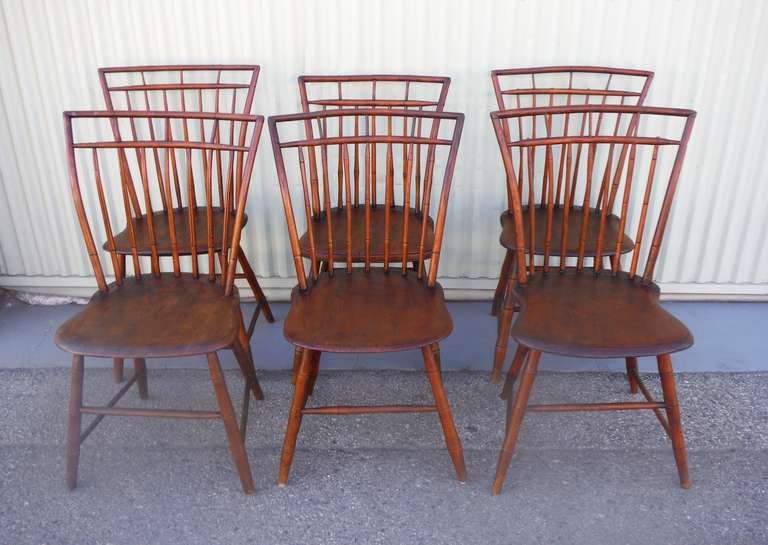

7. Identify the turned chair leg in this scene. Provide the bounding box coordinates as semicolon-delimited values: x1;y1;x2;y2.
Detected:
422;344;467;482
291;347;303;385
492;349;540;495
207;352;255;495
112;358;124;383
133;358;148;399
277;348;316;486
657;354;691;489
626;357;639;394
491;273;517;383
237;251;274;340
65;354;85;490
491;250;513;317
500;345;529;400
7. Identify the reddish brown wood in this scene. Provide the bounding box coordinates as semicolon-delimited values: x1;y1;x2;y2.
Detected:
271;108;466;485
489;104;696;494
57;110;264;494
489;67;654;383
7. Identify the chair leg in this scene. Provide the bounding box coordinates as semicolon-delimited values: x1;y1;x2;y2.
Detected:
277;348;316;486
305;350;320;397
500;345;529;400
626;357;639;394
422;344;467;482
237;250;275;337
112;358;124;383
491;274;516;384
291;347;303;385
491;250;513;317
431;344;441;368
133;358;148;399
232;322;265;401
657;354;691;489
207;352;255;495
66;354;85;490
492;349;540;495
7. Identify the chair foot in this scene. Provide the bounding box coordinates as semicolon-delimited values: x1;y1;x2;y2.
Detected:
207;352;255;495
492;350;540;495
112;358;124;383
134;358;148;399
626;357;639;394
423;345;467;482
277;348;316;486
66;355;85;490
657;354;691;489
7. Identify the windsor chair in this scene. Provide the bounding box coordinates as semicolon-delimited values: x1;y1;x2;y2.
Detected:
55;110;265;494
489;66;654;385
290;75;451;384
489;104;696;494
99;65;273;382
270;108;467;485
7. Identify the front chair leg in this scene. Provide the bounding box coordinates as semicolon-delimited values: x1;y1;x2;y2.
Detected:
657;354;691;489
422;344;467;482
492;349;540;495
66;354;85;490
277;348;316;486
207;352;255;495
112;358;124;383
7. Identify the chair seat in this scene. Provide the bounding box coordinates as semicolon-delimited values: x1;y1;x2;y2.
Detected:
500;207;634;257
299;206;434;262
55;274;241;358
283;269;452;352
106;207;245;255
511;270;693;358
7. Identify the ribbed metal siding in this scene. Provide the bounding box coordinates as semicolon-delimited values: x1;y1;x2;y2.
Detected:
0;0;766;297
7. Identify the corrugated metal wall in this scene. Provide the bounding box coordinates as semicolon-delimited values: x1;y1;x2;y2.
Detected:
1;0;767;298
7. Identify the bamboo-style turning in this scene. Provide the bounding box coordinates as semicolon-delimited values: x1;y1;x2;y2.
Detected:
488;104;696;494
489;66;655;385
55;109;267;494
270;108;467;486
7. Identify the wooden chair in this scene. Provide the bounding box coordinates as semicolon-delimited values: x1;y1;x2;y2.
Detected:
55;110;265;494
269;108;467;485
291;74;451;383
489;66;654;384
489;104;696;494
99;65;273;383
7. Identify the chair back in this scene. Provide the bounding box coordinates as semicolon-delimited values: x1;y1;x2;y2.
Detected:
490;105;695;284
269;108;464;288
63;110;264;295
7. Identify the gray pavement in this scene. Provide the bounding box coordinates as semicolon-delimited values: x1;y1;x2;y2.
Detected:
1;368;766;544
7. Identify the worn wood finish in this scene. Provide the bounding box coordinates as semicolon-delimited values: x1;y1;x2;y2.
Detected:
489;66;654;386
271;108;466;485
98;65;272;375
56;110;264;494
489;104;696;494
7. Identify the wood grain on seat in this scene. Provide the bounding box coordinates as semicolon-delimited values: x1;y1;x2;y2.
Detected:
511;270;693;358
106;207;245;255
299;206;434;261
499;207;634;256
55;274;241;358
284;269;452;353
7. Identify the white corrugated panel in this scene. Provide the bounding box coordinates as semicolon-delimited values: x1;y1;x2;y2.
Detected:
1;0;766;299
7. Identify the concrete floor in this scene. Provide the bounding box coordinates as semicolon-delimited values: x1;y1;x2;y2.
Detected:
1;367;766;545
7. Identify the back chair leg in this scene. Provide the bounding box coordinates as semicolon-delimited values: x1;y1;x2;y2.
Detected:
207;352;255;495
237;251;274;335
112;358;124;383
626;357;639;394
657;354;691;489
492;349;540;495
232;321;265;401
277;348;316;486
133;358;149;399
491;250;513;316
66;355;85;490
422;345;467;482
491;274;517;383
500;345;529;400
305;350;320;397
291;347;304;385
